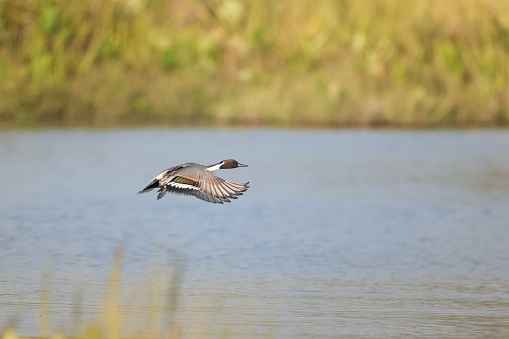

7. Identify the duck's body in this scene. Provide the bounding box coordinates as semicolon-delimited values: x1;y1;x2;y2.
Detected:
138;159;249;204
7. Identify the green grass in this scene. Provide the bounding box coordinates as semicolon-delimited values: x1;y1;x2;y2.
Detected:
1;0;509;127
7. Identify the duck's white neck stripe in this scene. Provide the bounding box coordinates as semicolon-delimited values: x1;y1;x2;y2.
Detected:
206;161;224;172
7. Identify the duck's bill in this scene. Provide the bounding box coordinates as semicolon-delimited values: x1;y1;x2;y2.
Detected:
238;163;248;167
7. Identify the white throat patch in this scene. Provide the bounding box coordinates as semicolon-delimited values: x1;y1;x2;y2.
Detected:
206;162;224;172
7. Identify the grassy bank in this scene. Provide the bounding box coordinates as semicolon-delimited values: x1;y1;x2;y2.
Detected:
1;0;509;127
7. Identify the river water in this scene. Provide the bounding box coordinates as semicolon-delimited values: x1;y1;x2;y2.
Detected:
1;129;508;337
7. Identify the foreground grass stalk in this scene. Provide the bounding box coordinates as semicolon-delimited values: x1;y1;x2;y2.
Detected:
98;247;124;339
39;266;52;338
0;248;183;339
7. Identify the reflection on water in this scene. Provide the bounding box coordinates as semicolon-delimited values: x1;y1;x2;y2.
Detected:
0;129;509;337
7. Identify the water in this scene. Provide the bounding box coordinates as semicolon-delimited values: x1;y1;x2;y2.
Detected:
1;129;508;337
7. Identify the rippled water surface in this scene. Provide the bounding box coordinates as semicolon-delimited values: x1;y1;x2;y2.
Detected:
1;129;509;337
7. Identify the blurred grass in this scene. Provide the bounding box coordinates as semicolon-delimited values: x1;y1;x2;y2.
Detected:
1;0;509;127
1;248;271;338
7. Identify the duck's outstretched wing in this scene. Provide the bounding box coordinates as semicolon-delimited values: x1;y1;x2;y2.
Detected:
162;175;201;200
163;176;249;204
195;175;249;204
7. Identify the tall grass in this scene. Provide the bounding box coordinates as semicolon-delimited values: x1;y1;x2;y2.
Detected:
1;0;509;127
1;248;270;338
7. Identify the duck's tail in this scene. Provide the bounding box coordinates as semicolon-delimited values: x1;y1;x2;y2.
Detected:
137;178;160;194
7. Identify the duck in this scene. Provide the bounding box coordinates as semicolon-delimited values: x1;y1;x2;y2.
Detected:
138;159;249;204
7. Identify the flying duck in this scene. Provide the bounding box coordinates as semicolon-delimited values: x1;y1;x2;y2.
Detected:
138;159;249;204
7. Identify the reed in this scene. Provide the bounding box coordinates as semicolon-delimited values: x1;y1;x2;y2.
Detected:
1;0;508;127
0;248;271;338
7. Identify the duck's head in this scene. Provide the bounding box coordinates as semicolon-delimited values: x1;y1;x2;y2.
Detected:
221;159;248;169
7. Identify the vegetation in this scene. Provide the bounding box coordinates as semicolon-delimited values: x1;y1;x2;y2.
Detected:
1;0;509;127
1;249;269;338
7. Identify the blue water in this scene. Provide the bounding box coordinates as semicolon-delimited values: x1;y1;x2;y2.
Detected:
1;129;509;337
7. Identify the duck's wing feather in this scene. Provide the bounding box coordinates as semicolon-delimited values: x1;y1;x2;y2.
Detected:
197;175;249;203
164;175;249;204
163;181;225;204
